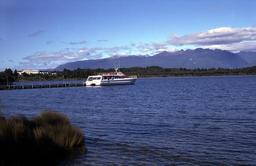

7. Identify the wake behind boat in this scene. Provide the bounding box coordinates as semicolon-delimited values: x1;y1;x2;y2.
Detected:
85;68;137;86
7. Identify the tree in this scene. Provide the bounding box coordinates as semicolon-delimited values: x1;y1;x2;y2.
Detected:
13;70;18;78
0;68;18;85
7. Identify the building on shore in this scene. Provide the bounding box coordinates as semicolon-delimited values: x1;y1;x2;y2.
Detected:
18;70;40;75
17;70;57;75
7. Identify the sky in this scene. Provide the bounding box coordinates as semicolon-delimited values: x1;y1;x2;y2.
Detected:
0;0;256;69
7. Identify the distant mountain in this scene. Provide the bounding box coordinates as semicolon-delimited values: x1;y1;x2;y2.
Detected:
237;51;256;67
55;48;256;70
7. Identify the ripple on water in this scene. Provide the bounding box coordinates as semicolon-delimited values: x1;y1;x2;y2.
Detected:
1;76;256;165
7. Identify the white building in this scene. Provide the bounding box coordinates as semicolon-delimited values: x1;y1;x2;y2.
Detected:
18;70;40;75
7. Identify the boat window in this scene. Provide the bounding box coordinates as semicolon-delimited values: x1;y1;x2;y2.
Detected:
88;77;101;81
88;77;93;81
103;76;111;80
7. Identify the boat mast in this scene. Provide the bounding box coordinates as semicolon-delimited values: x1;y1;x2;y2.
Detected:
114;67;119;73
113;55;120;74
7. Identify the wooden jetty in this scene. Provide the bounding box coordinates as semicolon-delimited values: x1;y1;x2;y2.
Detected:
0;82;86;90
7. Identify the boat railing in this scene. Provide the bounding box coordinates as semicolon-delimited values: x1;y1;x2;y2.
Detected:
129;75;138;78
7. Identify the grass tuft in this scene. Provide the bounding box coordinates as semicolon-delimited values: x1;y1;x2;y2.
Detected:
0;111;85;165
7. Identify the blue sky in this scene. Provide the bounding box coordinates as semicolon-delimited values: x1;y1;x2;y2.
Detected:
0;0;256;69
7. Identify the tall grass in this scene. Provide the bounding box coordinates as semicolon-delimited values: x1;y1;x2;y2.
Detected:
0;111;85;165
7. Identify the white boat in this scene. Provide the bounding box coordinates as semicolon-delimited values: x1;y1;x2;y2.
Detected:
85;68;137;86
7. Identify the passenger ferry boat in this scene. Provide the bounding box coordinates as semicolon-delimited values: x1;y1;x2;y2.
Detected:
85;68;137;86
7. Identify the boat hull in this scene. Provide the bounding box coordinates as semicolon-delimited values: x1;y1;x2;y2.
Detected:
100;78;136;86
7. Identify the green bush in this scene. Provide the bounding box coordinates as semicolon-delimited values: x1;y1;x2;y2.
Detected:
0;111;85;165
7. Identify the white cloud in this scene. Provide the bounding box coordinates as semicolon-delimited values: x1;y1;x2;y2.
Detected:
19;46;135;69
19;41;177;69
19;40;182;69
20;49;97;69
202;41;256;52
135;42;176;55
169;27;256;52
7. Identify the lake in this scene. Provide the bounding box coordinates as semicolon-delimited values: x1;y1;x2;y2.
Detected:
0;76;256;165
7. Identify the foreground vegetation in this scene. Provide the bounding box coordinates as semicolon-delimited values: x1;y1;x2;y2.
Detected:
1;66;256;84
0;111;85;165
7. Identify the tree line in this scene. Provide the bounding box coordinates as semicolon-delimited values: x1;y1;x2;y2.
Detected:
1;66;256;84
0;69;18;85
120;66;256;77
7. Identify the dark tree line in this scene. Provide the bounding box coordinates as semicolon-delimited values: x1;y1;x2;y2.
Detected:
1;66;256;83
120;66;256;77
0;69;18;85
25;68;113;80
61;66;256;78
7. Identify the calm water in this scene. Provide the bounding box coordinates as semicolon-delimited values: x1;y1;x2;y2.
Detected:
1;76;256;165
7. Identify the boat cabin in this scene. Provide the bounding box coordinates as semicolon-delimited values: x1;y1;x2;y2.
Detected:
85;69;137;86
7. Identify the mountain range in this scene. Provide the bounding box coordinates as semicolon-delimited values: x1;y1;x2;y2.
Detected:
55;48;256;70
